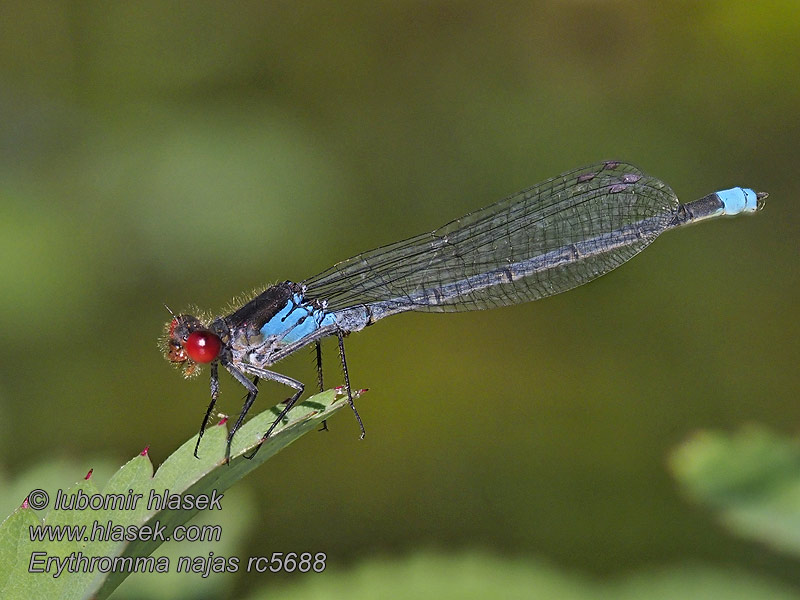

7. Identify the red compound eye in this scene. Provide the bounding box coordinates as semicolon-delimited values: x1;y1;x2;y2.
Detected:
185;330;222;363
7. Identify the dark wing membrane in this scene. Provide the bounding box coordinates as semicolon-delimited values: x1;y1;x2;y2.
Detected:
303;161;678;313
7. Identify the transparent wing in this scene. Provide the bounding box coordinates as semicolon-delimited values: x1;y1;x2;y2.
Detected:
303;161;678;313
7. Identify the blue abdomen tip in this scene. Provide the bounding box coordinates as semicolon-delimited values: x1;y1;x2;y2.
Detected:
716;187;759;215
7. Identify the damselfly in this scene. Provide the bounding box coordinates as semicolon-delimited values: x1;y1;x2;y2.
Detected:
162;160;765;462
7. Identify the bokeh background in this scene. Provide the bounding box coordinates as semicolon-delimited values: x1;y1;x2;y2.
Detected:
1;1;799;598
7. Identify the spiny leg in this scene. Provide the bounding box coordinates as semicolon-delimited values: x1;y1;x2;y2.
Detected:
194;362;222;458
338;332;365;439
316;340;329;432
241;366;305;460
316;340;324;391
240;376;259;400
221;361;261;464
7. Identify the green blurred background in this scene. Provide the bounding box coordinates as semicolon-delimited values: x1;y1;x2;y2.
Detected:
1;1;798;597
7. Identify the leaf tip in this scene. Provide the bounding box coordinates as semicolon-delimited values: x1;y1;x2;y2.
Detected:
140;445;150;456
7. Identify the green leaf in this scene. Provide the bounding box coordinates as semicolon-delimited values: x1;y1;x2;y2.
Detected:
670;425;800;557
0;388;355;600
